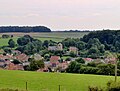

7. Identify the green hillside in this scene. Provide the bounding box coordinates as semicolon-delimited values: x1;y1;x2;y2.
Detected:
0;70;118;91
0;32;88;46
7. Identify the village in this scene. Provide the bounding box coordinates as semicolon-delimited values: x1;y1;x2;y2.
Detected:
0;42;116;73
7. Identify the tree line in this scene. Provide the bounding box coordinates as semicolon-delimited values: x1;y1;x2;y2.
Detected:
0;26;51;32
81;30;120;53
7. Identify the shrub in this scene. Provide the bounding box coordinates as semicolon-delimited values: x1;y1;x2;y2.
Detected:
88;81;120;91
88;86;103;91
80;67;99;74
107;81;120;91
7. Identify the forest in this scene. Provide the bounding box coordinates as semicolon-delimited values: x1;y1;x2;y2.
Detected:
0;26;51;32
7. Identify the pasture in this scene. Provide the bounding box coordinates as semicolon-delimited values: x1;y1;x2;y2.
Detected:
0;32;89;46
0;70;117;91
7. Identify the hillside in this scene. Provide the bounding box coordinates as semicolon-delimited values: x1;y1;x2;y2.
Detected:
0;32;89;47
0;70;117;91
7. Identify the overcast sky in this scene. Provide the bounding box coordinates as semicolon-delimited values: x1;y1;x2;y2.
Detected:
0;0;120;30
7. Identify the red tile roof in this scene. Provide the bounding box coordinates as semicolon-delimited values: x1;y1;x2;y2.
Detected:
6;63;24;70
84;58;93;62
15;53;29;62
0;54;13;60
69;47;78;51
50;56;60;63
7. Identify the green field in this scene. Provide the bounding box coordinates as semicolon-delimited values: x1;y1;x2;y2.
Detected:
0;38;18;47
0;70;118;91
0;32;88;39
0;32;89;47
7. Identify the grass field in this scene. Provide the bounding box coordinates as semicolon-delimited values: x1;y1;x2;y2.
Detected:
0;32;89;47
0;38;18;47
0;70;118;91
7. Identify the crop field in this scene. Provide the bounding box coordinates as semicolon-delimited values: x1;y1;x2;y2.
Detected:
0;32;89;38
0;32;89;46
0;70;118;91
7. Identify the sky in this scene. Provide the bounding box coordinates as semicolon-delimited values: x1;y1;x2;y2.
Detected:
0;0;120;30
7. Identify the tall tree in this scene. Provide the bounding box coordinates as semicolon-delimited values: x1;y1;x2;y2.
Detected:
8;39;15;48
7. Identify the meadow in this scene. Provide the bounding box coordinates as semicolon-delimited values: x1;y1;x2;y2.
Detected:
0;70;118;91
0;32;89;47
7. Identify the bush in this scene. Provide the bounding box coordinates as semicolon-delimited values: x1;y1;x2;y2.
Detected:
107;81;120;91
88;81;120;91
66;61;81;73
75;57;85;64
80;67;99;74
97;64;115;75
87;62;97;67
88;86;103;91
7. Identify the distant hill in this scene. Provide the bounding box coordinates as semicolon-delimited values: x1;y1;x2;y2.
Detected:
0;26;51;33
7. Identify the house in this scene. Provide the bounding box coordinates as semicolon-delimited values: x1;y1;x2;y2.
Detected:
108;58;117;64
105;57;116;64
12;50;21;55
22;62;30;66
93;59;105;64
50;56;60;67
48;43;63;51
57;43;63;51
5;60;11;65
84;58;93;64
0;59;12;69
0;60;5;68
0;54;13;60
69;47;78;55
15;53;29;62
49;56;60;71
58;61;69;72
37;64;49;72
48;46;57;51
32;53;43;60
6;63;24;70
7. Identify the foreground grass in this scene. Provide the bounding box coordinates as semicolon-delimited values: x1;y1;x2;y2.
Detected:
0;88;26;91
0;70;118;91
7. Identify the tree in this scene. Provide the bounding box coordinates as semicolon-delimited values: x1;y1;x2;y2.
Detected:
75;57;85;64
97;64;115;75
44;54;50;61
17;35;42;55
76;41;86;50
88;47;99;55
66;61;81;73
65;57;71;61
87;38;101;49
29;59;45;71
114;41;120;52
0;26;51;33
43;40;49;48
17;35;33;46
12;59;21;64
8;39;15;48
3;47;12;54
2;34;10;38
70;51;76;57
62;38;76;47
87;62;97;67
99;44;105;53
